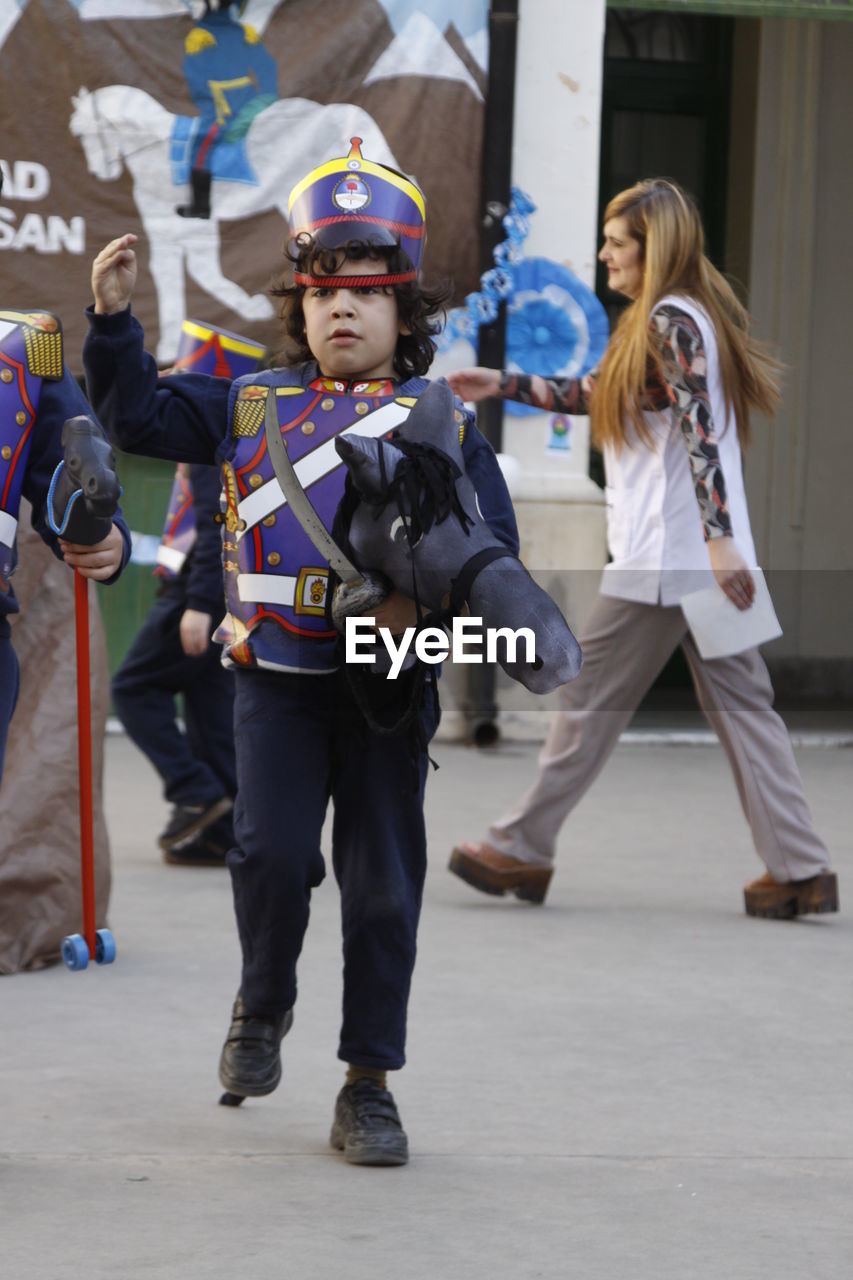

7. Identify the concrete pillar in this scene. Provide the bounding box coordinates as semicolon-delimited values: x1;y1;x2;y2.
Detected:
506;0;607;516
434;0;609;739
496;0;608;736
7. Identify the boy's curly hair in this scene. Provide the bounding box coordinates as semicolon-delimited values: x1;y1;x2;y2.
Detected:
270;236;451;379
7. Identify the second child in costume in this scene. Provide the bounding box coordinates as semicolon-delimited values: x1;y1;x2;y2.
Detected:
110;321;266;863
84;140;518;1165
0;294;130;781
111;459;237;861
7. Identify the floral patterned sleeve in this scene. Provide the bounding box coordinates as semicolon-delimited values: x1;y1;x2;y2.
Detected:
652;304;732;541
498;371;593;416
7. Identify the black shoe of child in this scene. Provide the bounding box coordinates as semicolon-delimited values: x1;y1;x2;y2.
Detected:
330;1079;409;1166
158;796;233;851
162;812;234;867
218;995;293;1098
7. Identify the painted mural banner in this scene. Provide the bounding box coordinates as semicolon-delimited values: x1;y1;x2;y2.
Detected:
0;0;489;366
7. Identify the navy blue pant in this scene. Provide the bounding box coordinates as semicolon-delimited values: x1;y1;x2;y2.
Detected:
0;619;20;784
229;666;437;1071
111;585;236;807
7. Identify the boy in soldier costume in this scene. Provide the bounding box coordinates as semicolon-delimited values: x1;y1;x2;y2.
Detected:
84;140;517;1165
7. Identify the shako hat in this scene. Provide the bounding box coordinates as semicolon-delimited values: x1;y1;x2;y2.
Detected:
170;319;267;380
287;138;426;287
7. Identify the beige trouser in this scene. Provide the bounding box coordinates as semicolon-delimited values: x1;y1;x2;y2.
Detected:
488;593;829;883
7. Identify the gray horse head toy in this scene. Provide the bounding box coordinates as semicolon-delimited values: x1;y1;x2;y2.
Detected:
332;379;583;694
47;416;121;544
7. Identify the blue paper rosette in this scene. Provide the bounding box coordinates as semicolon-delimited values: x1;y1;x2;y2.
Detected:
435;188;610;432
504;258;609;417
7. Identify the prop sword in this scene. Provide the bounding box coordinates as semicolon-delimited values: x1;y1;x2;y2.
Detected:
263;391;389;628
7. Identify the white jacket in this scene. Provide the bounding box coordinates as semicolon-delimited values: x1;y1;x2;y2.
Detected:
599;293;757;607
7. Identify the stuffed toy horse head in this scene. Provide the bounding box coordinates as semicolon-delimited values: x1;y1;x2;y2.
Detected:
333;380;582;694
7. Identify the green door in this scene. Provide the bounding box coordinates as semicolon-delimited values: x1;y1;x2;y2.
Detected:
597;7;734;319
595;8;736;691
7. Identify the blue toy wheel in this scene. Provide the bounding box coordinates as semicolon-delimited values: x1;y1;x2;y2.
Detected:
95;929;116;965
62;934;90;971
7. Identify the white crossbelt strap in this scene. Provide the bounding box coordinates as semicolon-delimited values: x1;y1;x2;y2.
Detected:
236;399;412;541
238;573;297;606
155;545;187;573
0;509;18;549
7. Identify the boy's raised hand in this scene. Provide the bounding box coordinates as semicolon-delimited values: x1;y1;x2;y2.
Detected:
92;234;138;316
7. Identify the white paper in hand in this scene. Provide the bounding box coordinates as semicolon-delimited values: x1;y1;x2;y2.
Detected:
680;569;782;660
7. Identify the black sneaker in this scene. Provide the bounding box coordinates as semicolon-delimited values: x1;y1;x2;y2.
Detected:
330;1079;409;1166
218;995;293;1098
163;813;234;867
158;797;233;852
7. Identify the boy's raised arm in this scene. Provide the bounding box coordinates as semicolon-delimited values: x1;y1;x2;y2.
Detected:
83;234;232;465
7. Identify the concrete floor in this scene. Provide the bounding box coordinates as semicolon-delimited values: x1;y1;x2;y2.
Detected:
2;733;852;1278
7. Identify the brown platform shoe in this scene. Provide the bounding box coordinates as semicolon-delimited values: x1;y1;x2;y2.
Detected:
744;870;839;919
448;842;553;904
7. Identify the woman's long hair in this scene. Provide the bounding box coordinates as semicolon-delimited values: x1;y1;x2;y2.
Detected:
590;179;781;452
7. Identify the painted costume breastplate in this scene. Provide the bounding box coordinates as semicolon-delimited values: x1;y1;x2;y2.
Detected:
217;372;424;674
0;310;63;581
154;463;197;580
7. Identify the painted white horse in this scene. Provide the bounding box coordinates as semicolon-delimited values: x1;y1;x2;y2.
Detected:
70;85;400;360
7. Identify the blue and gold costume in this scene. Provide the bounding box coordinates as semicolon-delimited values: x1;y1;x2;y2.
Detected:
0;309;130;780
219;372;445;671
153;463;199;581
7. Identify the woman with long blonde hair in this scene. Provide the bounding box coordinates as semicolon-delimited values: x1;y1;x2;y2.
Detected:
448;178;837;920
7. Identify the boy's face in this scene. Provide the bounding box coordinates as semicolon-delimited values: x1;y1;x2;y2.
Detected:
301;257;408;381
